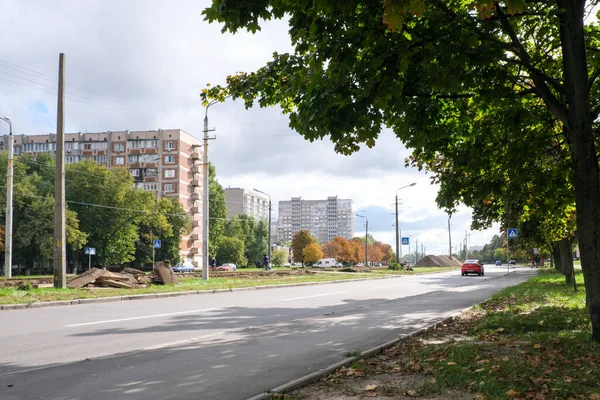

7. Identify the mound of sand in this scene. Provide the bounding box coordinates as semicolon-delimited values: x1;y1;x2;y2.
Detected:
415;255;462;268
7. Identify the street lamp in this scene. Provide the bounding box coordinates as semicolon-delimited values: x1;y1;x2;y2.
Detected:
355;213;368;267
395;182;416;263
0;117;13;279
253;188;271;269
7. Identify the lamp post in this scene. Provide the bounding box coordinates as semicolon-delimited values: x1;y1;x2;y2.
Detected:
253;188;271;268
395;182;416;263
0;117;12;279
355;214;368;266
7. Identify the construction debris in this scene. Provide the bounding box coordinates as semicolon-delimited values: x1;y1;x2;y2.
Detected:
150;261;178;285
67;267;155;289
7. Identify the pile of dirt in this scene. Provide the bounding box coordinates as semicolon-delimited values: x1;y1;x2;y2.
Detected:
415;255;462;268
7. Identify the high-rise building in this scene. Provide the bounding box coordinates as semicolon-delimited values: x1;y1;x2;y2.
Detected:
277;196;353;244
0;129;204;265
224;188;269;221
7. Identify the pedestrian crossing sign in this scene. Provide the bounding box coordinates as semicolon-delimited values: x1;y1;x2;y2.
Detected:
507;228;518;239
401;237;409;245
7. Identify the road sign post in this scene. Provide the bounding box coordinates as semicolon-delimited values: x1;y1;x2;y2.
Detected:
84;247;96;271
506;228;518;275
152;240;161;269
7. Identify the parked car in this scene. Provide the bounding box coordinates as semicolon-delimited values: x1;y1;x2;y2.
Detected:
313;258;338;268
495;260;502;266
216;263;237;272
509;259;516;265
461;259;484;276
172;263;195;273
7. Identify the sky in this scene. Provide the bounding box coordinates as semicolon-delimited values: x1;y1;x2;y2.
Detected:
0;0;501;255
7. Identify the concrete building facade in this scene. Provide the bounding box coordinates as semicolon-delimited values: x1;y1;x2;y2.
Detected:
224;188;269;221
0;129;204;265
277;196;353;244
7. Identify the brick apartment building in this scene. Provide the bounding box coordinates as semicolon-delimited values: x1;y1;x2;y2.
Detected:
0;129;204;265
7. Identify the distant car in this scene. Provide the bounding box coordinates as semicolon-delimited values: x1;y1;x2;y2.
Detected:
172;263;195;273
216;263;237;272
461;259;484;276
355;262;364;267
495;260;502;266
509;260;516;265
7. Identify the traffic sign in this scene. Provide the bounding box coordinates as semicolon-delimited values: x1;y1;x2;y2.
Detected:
401;237;410;245
507;228;518;239
153;240;161;249
533;248;539;255
84;247;96;255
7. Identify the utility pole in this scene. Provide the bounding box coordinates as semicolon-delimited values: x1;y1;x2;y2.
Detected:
395;183;416;262
395;194;400;262
0;116;13;278
448;215;452;258
415;238;419;263
365;219;368;266
202;109;210;281
54;53;67;288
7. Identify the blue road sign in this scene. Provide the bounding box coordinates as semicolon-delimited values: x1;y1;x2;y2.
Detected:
84;247;96;255
401;237;410;245
507;228;518;239
153;240;161;249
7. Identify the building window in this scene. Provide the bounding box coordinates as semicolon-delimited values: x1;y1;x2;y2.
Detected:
65;156;80;164
14;146;20;155
129;139;159;149
136;182;158;191
114;156;125;165
130;169;140;177
165;141;175;150
164;155;175;164
65;142;79;150
114;143;125;152
164;183;175;192
164;169;175;178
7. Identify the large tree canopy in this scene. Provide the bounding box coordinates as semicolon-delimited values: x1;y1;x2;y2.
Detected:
203;0;600;341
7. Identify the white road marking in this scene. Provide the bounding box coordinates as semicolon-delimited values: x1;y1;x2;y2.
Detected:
66;307;220;327
282;292;346;301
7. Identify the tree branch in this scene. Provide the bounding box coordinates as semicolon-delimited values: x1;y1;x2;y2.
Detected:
495;3;569;125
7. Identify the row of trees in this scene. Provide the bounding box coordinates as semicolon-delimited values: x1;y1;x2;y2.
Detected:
290;230;394;265
201;0;600;342
0;153;190;273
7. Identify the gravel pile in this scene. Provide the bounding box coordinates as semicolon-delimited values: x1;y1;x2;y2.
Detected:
415;255;462;267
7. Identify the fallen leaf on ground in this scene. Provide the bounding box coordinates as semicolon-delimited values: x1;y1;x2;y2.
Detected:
364;385;377;391
447;361;457;365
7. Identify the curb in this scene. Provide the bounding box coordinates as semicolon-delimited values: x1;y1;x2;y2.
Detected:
0;275;400;311
246;302;486;400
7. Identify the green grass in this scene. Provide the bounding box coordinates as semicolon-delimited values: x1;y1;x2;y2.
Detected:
404;270;599;399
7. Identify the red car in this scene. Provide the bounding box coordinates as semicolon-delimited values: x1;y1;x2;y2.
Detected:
461;259;484;276
216;263;237;272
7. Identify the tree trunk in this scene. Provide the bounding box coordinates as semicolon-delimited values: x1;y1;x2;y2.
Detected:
558;0;600;341
559;237;574;285
552;242;562;272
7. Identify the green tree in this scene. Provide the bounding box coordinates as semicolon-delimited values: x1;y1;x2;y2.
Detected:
271;249;287;268
209;165;227;258
291;230;316;264
216;236;246;266
202;0;600;342
246;219;268;266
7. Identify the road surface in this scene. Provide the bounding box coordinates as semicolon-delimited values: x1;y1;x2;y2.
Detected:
0;265;535;400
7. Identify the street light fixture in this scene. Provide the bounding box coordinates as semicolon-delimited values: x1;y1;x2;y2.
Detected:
0;116;13;279
253;188;271;269
355;213;368;267
395;182;416;263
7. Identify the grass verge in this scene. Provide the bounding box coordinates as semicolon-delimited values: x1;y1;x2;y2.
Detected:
286;269;600;400
0;266;456;305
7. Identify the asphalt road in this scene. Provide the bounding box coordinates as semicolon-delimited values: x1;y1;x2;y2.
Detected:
0;265;536;400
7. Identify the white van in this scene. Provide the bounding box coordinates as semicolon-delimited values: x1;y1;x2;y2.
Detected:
313;258;338;268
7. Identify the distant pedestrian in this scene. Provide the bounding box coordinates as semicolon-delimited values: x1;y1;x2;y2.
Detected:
263;254;270;271
212;257;217;270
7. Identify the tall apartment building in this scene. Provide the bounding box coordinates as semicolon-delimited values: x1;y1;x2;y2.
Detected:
278;196;353;244
0;129;204;265
224;188;269;221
